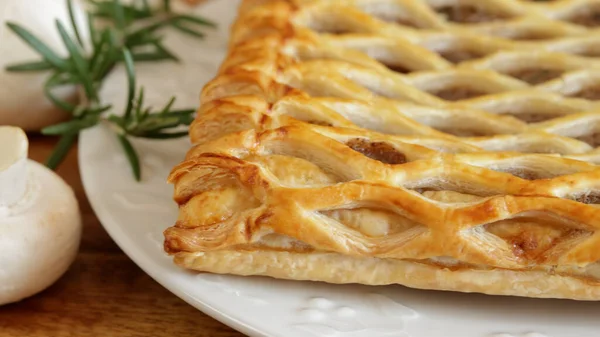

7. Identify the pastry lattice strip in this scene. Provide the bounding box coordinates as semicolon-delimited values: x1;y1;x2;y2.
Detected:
297;0;600;39
200;4;600;155
167;148;600;284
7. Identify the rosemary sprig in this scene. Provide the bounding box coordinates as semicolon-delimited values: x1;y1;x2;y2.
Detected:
5;0;215;181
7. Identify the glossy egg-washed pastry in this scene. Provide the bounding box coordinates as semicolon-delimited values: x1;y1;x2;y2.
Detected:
165;0;600;300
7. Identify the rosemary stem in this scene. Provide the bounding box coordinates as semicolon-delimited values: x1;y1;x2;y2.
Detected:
6;0;210;180
124;12;175;36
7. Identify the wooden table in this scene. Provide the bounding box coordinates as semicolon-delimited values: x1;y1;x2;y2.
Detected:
0;135;245;337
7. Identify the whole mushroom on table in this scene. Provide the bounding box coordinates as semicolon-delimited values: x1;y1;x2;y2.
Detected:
0;126;81;305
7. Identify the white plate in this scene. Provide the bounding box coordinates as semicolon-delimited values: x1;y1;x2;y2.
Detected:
79;1;599;336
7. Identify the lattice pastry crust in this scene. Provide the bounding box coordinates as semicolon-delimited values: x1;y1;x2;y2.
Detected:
165;0;600;300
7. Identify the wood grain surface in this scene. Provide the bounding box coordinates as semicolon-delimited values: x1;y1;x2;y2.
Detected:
0;135;245;337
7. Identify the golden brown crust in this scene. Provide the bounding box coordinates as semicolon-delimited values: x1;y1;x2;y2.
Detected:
166;0;600;300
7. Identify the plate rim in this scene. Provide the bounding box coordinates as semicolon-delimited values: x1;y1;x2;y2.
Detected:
78;125;266;337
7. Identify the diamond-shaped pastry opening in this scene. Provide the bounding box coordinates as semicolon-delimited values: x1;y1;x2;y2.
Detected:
249;154;342;186
429;85;489;101
433;2;515;24
562;5;600;27
506;112;568;124
474;54;570;86
433;123;505;137
409;67;524;102
435;127;496;137
389;16;420;28
320;207;425;238
383;63;412;74
437;47;489;64
483;212;594;262
500;110;574;124
505;68;565;85
345;138;407;164
305;120;334;127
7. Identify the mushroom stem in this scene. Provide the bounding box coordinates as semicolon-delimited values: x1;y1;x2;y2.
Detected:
0;126;28;208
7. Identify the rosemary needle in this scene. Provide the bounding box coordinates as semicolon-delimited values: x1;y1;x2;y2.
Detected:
4;0;215;180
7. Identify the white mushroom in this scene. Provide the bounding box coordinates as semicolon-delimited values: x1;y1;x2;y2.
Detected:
0;0;86;131
0;126;81;305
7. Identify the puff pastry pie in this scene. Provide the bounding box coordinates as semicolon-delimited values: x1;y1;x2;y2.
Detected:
165;0;600;300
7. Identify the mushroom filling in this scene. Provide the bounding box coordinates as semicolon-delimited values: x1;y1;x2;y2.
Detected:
383;63;412;74
567;9;600;28
305;120;334;127
485;218;588;260
438;48;487;64
430;86;488;101
395;16;420;28
502;31;559;41
436;5;510;24
506;68;564;85
574;192;600;204
346;138;407;164
503;112;566;123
